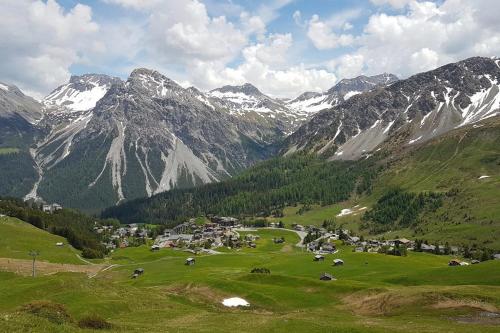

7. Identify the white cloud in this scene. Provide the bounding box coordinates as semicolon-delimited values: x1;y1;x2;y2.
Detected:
370;0;413;9
306;9;363;50
307;15;355;50
327;54;365;79
328;0;500;79
187;34;337;97
0;0;100;97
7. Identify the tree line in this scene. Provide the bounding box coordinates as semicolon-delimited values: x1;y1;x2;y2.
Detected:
102;154;381;225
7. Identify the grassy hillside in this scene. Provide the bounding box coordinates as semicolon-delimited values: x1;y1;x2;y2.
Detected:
350;118;500;248
0;216;81;264
0;229;499;332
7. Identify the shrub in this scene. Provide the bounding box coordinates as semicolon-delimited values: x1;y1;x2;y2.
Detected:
78;314;112;330
21;301;72;324
250;267;270;274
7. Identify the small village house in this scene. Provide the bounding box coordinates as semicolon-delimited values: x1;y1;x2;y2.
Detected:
320;273;334;281
185;257;196;266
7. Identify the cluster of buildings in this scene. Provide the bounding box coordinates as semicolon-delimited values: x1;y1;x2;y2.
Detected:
152;217;245;251
95;223;150;250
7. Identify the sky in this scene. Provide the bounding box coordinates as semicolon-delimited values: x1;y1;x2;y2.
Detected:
1;0;499;99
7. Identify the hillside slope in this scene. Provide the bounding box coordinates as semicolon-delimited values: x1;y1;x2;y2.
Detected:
0;216;81;264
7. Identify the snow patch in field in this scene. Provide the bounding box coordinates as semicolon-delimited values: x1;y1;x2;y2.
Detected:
222;297;250;307
478;175;490;179
337;209;353;217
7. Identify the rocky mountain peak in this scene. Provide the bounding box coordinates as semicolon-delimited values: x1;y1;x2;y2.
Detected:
44;74;121;111
211;83;265;98
127;68;183;98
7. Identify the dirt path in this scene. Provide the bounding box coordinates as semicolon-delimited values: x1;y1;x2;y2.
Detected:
0;257;106;277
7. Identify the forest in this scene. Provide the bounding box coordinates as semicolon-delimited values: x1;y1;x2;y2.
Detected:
102;154;381;225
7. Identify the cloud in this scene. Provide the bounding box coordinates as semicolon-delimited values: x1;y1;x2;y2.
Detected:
306;9;363;50
370;0;413;9
0;0;101;98
327;54;365;79
186;33;337;97
327;0;500;79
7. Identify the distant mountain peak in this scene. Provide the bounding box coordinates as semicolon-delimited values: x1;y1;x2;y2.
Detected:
44;74;121;111
211;83;264;98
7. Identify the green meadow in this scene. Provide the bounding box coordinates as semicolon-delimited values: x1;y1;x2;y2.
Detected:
0;223;499;332
0;216;81;264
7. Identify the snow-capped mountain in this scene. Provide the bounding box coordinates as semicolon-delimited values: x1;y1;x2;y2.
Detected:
286;73;399;116
207;83;297;133
44;74;122;111
284;57;500;160
1;56;500;212
26;69;276;211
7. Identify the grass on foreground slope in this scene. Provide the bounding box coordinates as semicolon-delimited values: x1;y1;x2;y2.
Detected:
0;229;499;332
362;119;500;247
0;216;81;265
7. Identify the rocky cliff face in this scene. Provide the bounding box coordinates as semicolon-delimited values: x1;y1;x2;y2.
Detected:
29;69;276;210
284;57;500;160
285;73;399;117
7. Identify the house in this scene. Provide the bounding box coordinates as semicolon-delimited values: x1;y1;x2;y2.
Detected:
448;259;461;266
494;254;500;260
211;216;238;227
333;259;344;266
395;238;412;246
313;254;325;261
320;243;336;254
55;242;64;246
42;203;62;213
151;244;160;251
320;273;334;281
185;257;196;266
471;259;480;264
420;244;436;252
134;268;144;275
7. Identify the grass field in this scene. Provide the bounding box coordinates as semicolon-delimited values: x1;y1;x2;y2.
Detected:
265;204;342;228
0;216;82;265
0;227;499;332
0;147;20;155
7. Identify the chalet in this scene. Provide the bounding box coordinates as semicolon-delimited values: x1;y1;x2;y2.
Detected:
211;216;238;227
134;268;144;275
151;244;160;251
448;259;461;266
313;254;325;261
395;238;412;247
471;260;480;264
185;257;196;266
420;244;436;252
294;224;305;231
42;203;62;213
320;243;336;254
319;273;334;281
333;259;344;266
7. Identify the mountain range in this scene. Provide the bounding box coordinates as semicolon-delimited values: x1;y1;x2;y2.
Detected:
0;56;499;212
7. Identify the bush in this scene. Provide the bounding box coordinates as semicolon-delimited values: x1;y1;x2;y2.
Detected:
21;301;72;325
250;267;270;274
82;248;105;259
78;314;112;330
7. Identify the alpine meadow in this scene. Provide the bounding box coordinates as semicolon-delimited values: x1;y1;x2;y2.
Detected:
0;1;499;332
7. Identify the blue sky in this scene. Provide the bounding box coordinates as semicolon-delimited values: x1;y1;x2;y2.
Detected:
0;0;498;98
